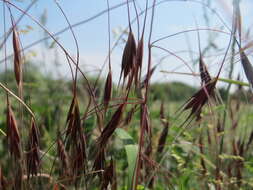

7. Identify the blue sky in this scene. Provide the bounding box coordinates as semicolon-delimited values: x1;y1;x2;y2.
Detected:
0;0;253;87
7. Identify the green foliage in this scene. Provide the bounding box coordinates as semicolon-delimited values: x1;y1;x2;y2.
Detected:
115;128;138;190
1;0;253;189
150;82;196;102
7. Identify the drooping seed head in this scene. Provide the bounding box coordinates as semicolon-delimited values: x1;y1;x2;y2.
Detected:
103;70;112;113
120;29;136;86
26;117;40;179
6;105;21;160
12;28;22;86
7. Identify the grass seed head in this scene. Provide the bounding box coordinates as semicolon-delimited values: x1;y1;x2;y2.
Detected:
12;28;22;86
199;56;211;85
134;37;144;86
182;79;217;122
97;103;124;149
103;70;112;113
160;101;165;120
124;106;136;126
141;104;151;137
6;105;21;160
157;124;169;154
57;138;70;177
26;118;40;179
66;96;81;140
120;29;136;85
65;97;87;179
72;137;86;177
239;50;253;88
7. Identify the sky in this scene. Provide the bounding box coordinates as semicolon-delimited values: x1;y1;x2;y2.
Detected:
0;0;253;88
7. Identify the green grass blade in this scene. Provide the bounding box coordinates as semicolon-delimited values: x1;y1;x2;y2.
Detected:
218;77;250;86
115;128;134;144
115;128;138;189
0;129;6;136
161;70;250;86
125;144;138;190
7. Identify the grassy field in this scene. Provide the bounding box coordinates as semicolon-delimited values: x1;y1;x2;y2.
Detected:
0;0;253;189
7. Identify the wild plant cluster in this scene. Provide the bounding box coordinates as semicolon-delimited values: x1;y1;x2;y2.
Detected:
0;0;253;190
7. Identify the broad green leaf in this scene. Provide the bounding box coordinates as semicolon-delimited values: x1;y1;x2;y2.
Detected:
115;128;138;189
115;128;133;140
125;144;138;190
115;128;135;145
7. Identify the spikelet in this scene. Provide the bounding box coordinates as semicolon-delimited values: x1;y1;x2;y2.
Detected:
97;103;125;149
157;101;169;154
119;29;136;86
6;105;21;160
135;37;144;86
239;50;253;88
103;70;112;113
157;122;169;154
183;79;217;122
124;106;136;126
26;118;40;179
12;27;22;86
141;104;151;137
57;138;70;177
65;96;87;181
199;56;211;85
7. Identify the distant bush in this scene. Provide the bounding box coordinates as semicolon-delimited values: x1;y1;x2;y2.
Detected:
150;81;196;102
